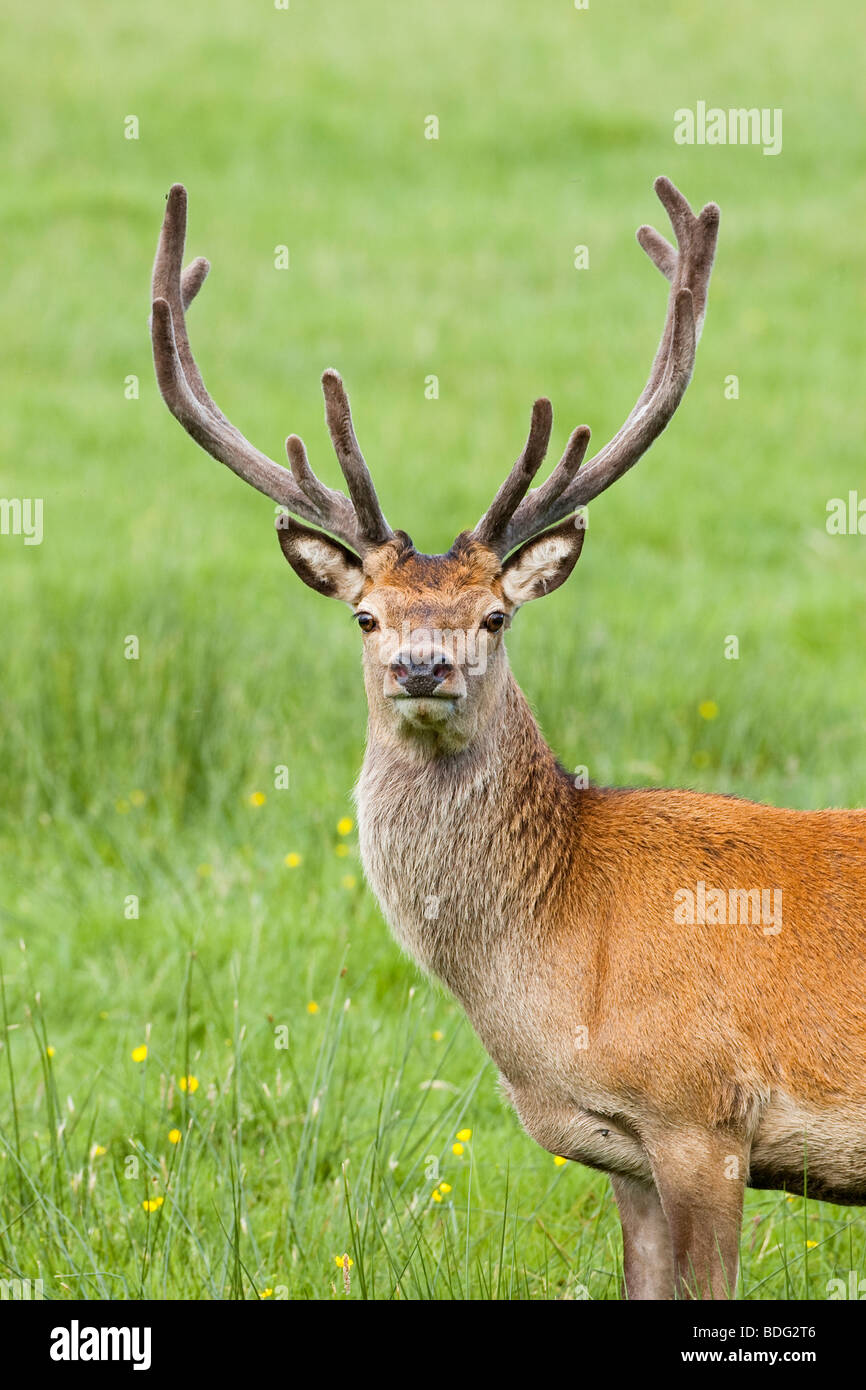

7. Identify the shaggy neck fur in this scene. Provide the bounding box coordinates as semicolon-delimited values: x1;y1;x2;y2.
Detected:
356;666;582;1010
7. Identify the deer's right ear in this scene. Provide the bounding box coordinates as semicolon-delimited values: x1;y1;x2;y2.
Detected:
276;515;366;604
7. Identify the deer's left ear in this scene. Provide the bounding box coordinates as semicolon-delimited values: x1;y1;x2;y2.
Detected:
500;515;586;606
276;514;366;604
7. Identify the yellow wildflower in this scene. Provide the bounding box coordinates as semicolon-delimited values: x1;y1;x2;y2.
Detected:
337;817;353;836
178;1075;199;1094
168;1129;182;1145
456;1129;471;1142
285;852;302;868
142;1197;164;1212
698;700;719;721
131;1045;148;1063
248;791;266;808
307;1001;319;1015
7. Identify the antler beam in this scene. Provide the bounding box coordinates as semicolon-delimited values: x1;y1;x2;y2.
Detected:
151;184;392;555
472;177;720;557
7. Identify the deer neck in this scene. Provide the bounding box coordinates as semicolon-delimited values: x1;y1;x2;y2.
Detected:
356;668;579;997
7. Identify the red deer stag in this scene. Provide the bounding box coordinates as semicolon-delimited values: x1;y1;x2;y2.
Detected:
151;179;866;1299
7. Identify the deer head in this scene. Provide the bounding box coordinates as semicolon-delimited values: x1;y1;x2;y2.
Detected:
151;180;719;755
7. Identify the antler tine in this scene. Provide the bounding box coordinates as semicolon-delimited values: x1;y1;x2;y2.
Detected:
151;184;388;555
494;177;719;557
494;424;592;549
321;370;393;547
152;185;221;418
285;432;353;519
180;256;210;309
471;397;553;549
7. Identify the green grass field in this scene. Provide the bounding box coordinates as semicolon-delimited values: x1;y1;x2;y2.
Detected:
1;0;864;1300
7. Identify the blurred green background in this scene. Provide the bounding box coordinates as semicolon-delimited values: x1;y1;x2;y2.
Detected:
0;0;863;1299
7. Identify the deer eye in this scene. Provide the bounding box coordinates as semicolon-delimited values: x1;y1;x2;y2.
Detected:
483;611;506;633
355;612;378;633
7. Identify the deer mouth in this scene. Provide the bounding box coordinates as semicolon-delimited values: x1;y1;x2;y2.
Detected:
389;689;458;701
390;690;460;722
391;691;459;707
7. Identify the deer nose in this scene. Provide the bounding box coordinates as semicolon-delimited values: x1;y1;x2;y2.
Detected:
390;655;453;697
